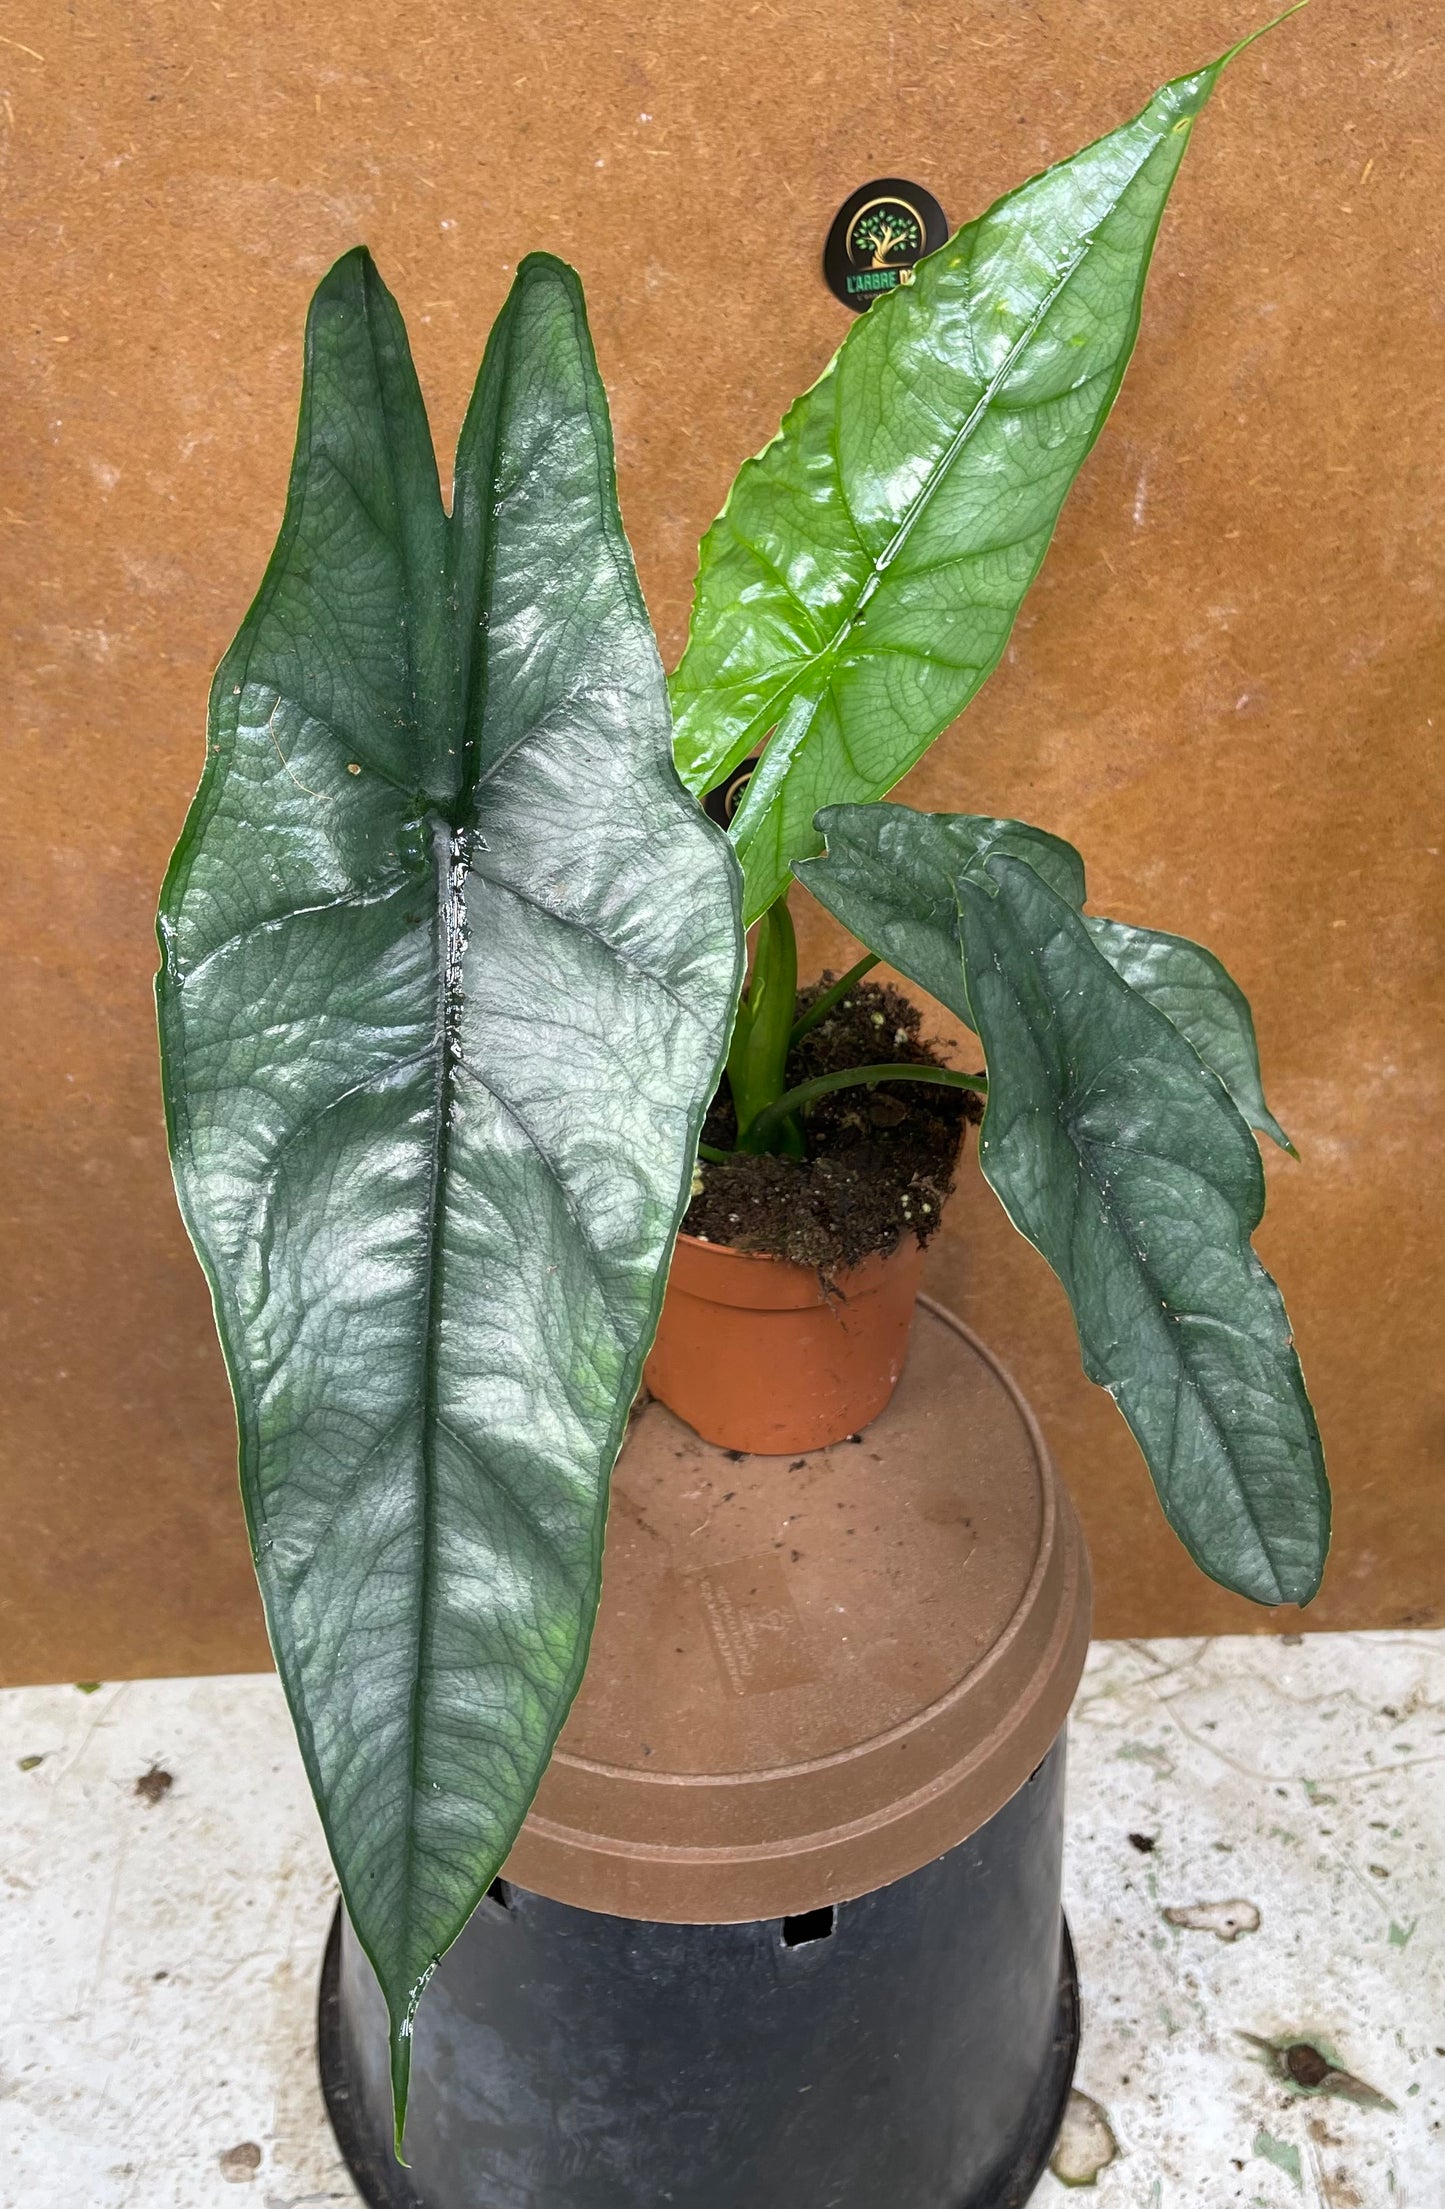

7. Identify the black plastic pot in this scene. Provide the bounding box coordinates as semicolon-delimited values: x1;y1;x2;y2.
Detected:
318;1734;1077;2209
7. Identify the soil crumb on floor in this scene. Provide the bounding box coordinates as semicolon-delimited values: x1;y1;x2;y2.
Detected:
682;977;979;1271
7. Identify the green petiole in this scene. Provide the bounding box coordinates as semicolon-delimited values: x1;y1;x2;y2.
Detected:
738;1061;986;1156
787;953;880;1048
725;898;804;1155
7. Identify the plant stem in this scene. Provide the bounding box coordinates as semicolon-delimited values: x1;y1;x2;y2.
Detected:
788;953;880;1048
740;1062;987;1155
726;897;804;1156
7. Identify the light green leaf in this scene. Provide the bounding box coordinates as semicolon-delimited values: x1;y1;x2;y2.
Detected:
1084;916;1294;1152
673;52;1236;921
798;806;1328;1605
156;250;742;2142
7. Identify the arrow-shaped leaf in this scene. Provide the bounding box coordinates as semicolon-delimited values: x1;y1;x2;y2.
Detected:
672;50;1238;922
798;805;1328;1605
156;250;742;2143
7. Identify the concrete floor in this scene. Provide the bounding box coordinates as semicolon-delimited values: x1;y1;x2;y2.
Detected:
2;1632;1441;2207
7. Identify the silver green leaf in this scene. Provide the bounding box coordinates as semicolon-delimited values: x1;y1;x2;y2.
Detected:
791;806;1290;1150
156;250;742;2142
790;801;1083;1026
673;52;1237;921
1084;916;1293;1153
798;805;1328;1606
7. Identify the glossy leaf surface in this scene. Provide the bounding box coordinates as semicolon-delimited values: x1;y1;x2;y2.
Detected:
1084;916;1293;1152
156;250;742;2136
673;55;1232;920
794;806;1290;1149
799;805;1328;1605
791;803;1083;1025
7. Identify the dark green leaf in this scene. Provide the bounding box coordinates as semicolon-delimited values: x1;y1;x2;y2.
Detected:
798;806;1328;1605
797;808;1291;1153
1084;916;1293;1152
156;250;742;2140
793;802;1084;1026
673;54;1233;920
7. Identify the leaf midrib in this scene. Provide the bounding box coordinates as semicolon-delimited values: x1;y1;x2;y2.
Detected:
389;262;585;1987
392;296;517;1980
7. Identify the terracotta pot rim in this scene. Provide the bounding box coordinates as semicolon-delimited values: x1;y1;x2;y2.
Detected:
676;1229;832;1264
660;1227;923;1325
672;1227;920;1274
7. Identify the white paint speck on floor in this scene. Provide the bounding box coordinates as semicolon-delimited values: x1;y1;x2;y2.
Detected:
1;1633;1440;2207
1038;1635;1445;2206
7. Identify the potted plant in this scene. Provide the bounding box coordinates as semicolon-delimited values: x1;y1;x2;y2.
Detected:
156;22;1327;2206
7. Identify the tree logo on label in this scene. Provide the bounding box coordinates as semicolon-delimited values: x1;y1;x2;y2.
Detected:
824;178;949;312
847;197;925;272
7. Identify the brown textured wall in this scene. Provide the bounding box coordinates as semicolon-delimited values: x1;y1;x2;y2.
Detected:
2;1;1441;1686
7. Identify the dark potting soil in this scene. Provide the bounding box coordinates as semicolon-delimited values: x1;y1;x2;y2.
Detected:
681;978;981;1272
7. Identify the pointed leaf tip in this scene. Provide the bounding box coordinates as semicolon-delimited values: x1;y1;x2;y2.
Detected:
673;47;1249;919
798;806;1329;1608
1218;0;1313;73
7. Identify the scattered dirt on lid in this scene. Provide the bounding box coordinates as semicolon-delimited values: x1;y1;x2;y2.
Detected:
683;978;977;1271
1240;2032;1396;2110
1289;2041;1333;2088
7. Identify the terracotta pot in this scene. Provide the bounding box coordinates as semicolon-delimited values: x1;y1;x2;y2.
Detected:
642;1230;927;1455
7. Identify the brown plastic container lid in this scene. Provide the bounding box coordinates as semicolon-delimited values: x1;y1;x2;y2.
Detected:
504;1298;1092;1922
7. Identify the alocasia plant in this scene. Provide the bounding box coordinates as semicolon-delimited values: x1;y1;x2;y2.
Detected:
157;252;742;2137
158;23;1324;2151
